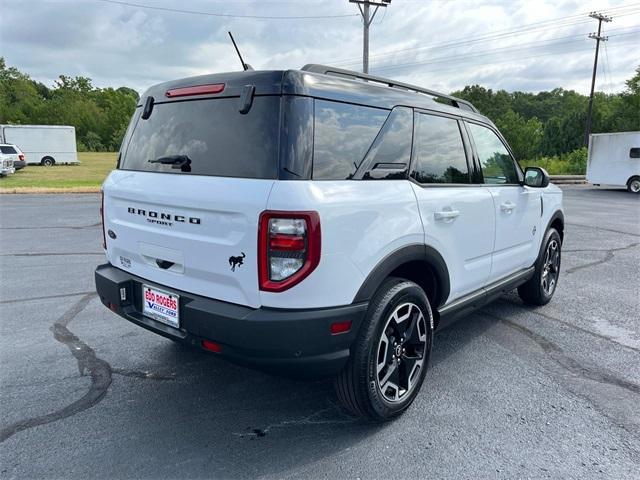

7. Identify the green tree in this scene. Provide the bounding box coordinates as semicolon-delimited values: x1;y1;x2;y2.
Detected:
0;57;137;151
495;110;543;160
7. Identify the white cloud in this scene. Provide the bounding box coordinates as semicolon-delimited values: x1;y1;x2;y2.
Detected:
1;0;638;94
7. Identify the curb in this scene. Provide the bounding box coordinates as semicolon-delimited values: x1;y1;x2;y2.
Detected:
0;187;101;194
550;175;586;185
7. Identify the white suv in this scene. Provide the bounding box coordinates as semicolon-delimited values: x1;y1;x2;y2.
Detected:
96;65;564;421
0;143;20;176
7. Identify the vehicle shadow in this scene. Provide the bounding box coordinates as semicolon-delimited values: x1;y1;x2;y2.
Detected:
110;305;501;479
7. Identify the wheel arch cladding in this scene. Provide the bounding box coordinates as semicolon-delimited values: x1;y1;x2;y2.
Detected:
353;244;450;309
548;210;565;242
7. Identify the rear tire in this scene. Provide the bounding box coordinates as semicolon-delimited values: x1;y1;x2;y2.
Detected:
518;228;562;306
627;176;640;194
334;277;434;421
41;156;55;166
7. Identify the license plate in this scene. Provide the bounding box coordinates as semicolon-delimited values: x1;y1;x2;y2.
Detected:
142;285;180;328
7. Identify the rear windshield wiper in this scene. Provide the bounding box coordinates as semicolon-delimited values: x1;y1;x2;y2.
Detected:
148;155;192;171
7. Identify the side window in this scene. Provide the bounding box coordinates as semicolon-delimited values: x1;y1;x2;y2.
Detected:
1;146;17;154
468;123;519;185
411;113;470;184
313;100;388;180
358;107;413;180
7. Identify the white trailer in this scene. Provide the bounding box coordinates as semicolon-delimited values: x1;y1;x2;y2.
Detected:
587;131;640;193
0;125;78;166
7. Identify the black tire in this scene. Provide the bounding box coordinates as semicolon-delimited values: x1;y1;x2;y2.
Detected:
41;156;55;166
518;228;562;306
627;176;640;194
334;277;434;421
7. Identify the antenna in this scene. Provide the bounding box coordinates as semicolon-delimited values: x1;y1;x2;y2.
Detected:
228;31;252;71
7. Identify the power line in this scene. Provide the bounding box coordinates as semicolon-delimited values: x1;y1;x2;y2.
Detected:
329;3;640;66
367;29;639;75
93;0;359;19
367;39;638;78
331;17;596;66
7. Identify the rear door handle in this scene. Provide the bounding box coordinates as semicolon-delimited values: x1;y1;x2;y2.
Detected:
434;209;460;222
500;201;516;213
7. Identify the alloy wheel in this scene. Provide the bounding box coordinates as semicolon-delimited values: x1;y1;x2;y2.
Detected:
375;302;428;402
541;239;560;295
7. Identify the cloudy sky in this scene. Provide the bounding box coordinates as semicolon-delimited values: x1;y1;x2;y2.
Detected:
1;0;639;95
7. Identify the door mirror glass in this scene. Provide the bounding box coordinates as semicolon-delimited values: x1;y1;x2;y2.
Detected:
524;166;550;188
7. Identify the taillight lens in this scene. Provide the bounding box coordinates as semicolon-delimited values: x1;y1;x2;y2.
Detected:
100;191;106;250
18;154;24;161
258;211;321;292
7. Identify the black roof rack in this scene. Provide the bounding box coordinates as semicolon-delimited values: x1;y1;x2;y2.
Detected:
301;64;478;113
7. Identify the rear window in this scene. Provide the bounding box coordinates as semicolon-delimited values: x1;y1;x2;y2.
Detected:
120;96;280;179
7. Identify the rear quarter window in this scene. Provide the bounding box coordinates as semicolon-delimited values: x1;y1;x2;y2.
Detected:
120;96;280;179
312;100;388;180
0;146;17;154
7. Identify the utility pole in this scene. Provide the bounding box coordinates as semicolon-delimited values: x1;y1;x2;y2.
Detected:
350;0;391;73
584;11;612;147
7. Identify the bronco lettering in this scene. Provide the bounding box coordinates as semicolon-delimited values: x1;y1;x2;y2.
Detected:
127;206;201;225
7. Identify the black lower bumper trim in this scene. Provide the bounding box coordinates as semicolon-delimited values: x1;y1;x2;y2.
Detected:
95;263;367;378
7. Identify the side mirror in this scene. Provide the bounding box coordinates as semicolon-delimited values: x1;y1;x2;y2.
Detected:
524;166;550;188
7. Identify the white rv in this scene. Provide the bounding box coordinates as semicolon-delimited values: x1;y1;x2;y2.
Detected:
587;131;640;193
0;125;78;166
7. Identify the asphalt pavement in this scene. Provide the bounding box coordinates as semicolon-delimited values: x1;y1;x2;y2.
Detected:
0;186;638;479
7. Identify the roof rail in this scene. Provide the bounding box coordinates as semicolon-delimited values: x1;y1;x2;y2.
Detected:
300;64;478;113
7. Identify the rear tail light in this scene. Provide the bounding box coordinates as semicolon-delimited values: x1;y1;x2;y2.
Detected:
18;154;24;161
100;191;106;249
258;211;321;292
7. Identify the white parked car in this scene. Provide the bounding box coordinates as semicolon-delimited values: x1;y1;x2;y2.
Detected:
95;65;564;421
0;143;26;170
0;143;19;176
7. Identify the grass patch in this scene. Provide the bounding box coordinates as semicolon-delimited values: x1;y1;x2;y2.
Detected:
0;152;117;192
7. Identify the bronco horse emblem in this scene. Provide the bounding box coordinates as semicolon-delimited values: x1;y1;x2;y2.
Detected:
229;252;246;272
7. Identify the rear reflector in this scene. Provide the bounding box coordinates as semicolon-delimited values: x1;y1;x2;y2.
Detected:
108;303;118;312
201;340;222;353
330;320;352;335
165;83;225;98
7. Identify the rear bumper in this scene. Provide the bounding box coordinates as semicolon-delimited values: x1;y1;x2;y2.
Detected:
13;161;26;170
95;263;367;378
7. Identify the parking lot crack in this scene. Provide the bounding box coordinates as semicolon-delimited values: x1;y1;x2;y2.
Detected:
565;242;639;275
488;313;640;396
527;308;640;354
566;223;640;238
112;368;176;380
0;293;112;444
233;405;357;438
0;222;101;231
0;291;97;305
